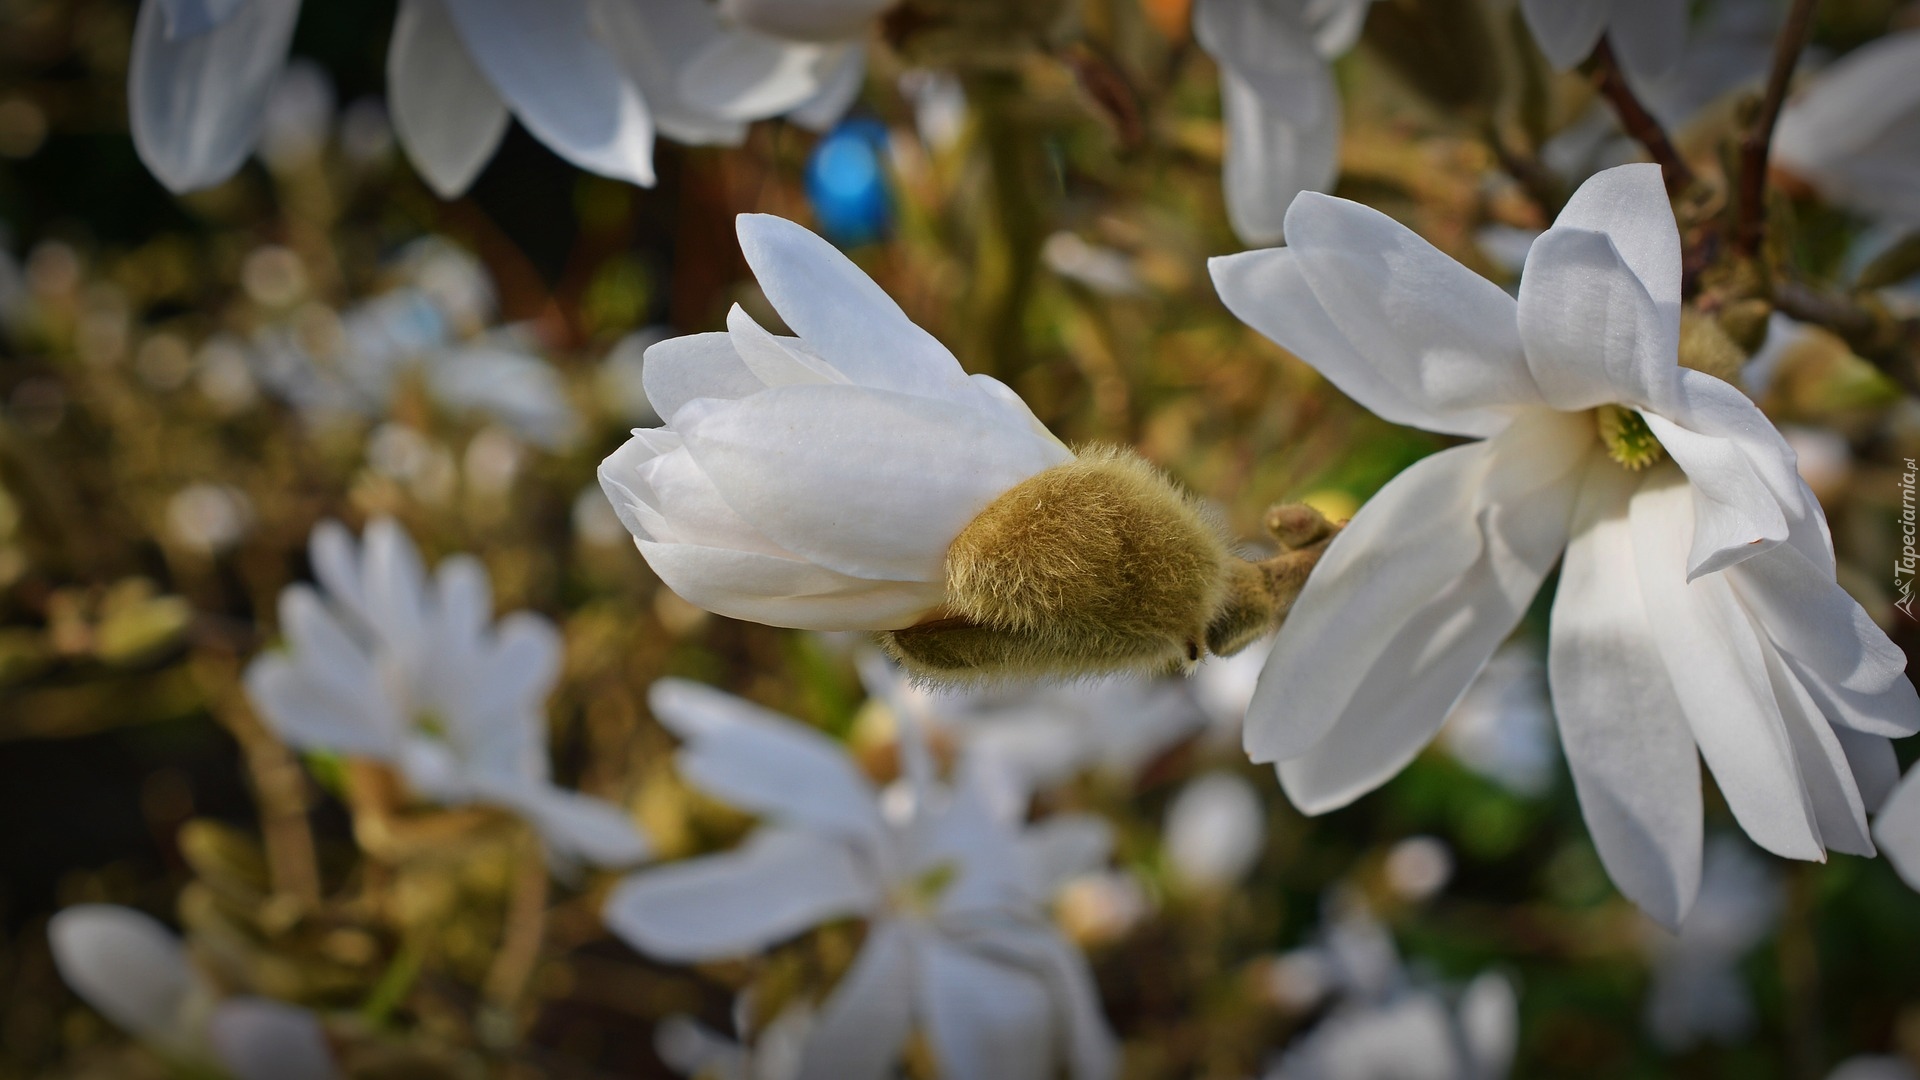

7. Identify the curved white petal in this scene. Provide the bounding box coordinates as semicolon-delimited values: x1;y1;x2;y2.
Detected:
440;0;657;187
1216;63;1340;247
589;0;750;147
679;30;836;122
1727;534;1920;739
1551;164;1681;339
637;539;946;630
649;678;887;842
360;517;431;660
1873;764;1920;891
640;332;766;423
307;519;366;623
726;304;848;387
735;214;977;399
1517;225;1678;412
720;0;892;42
243;652;398;758
794;919;916;1080
939;920;1119;1080
1628;471;1823;861
508;784;650;867
387;0;509;198
1251;408;1587;773
1548;459;1701;928
602;827;876;961
206;998;336;1080
1520;0;1608;71
785;43;868;130
1838;728;1901;813
1194;0;1333;118
633;443;794;553
678;385;1069;582
1763;636;1874;856
128;0;301;192
916;938;1056;1080
1252;191;1540;432
49;906;202;1049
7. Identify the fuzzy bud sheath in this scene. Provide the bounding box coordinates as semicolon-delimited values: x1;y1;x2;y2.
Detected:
881;447;1339;683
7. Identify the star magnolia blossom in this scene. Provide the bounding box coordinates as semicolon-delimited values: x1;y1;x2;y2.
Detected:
598;213;1072;632
126;0;859;196
48;905;337;1080
244;517;649;869
1520;0;1685;78
1193;0;1373;246
1773;30;1920;229
1209;162;1920;926
602;679;1119;1080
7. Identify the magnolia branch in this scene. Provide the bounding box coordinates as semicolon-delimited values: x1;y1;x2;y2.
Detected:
1773;280;1920;394
1734;0;1820;257
1589;40;1694;196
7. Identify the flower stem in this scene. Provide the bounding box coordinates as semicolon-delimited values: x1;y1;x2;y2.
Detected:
1588;39;1694;197
1733;0;1820;258
480;831;551;1046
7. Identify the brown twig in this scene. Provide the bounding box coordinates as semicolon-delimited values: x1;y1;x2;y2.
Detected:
1773;279;1920;393
481;831;551;1046
1733;0;1820;257
1589;39;1694;197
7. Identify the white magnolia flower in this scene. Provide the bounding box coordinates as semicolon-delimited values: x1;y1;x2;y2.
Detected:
1193;0;1373;246
1438;640;1560;797
1163;770;1267;890
49;904;337;1080
1639;835;1782;1050
672;0;887;132
1210;162;1920;926
598;213;1072;632
1519;0;1685;78
244;517;649;869
126;0;785;195
1264;899;1517;1080
1773;30;1920;229
603;679;1119;1080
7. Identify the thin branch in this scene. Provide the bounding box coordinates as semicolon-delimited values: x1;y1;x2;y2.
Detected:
1774;279;1920;394
1589;39;1695;197
1734;0;1820;257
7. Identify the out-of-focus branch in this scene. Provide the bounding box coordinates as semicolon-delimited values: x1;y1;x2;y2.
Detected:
1589;39;1694;196
1483;121;1565;218
1733;0;1819;257
1774;279;1920;393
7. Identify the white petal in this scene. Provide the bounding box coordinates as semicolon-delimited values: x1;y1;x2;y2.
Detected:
1548;459;1702;927
678;385;1068;582
307;519;366;622
1763;634;1874;857
1017;815;1113;901
1727;533;1920;738
1774;31;1920;225
635;444;792;553
1520;0;1609;71
243;653;397;759
1838;727;1901;813
1210;246;1512;438
1605;0;1687;78
589;0;750;147
720;0;892;42
933;920;1119;1080
1874;764;1920;891
1628;471;1823;862
509;784;650;867
785;43;867;130
439;0;657;187
207;998;336;1080
361;517;431;659
128;0;300;192
1517;225;1678;412
1250;408;1587;772
48;905;201;1049
1194;0;1333;118
1459;973;1520;1077
602;827;875;961
387;0;509;198
1232;191;1542;433
794;919;916;1080
1641;370;1804;578
735;214;976;399
649;678;886;843
642;332;767;423
638;539;946;630
679;30;836;122
1216;64;1340;247
916;938;1056;1080
726;304;848;386
1551;164;1681;339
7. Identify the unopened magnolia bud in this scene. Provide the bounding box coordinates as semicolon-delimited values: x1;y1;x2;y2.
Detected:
884;448;1228;680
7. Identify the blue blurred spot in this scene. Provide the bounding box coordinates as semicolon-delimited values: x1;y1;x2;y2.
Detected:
806;117;892;247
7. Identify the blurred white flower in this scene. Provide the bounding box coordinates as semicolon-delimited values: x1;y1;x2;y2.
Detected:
1211;163;1919;927
48;904;337;1080
1382;836;1454;904
671;0;883;133
1638;835;1783;1050
1519;0;1684;78
1774;31;1920;229
598;214;1072;632
1193;0;1372;246
1163;770;1266;891
243;517;649;869
1043;233;1144;296
1438;640;1559;798
1264;898;1516;1080
656;997;815;1080
165;483;254;554
603;678;1119;1080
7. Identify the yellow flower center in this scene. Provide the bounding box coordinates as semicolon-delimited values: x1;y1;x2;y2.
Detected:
1595;404;1665;471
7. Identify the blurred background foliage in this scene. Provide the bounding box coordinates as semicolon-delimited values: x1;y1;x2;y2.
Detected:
2;0;1920;1076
